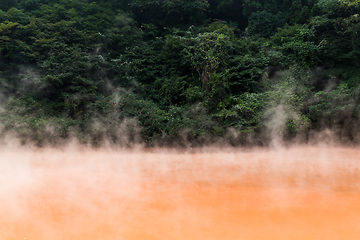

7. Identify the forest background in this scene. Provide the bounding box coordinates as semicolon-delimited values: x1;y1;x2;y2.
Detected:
0;0;359;147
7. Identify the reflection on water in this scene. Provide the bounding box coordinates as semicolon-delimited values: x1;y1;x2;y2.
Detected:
1;146;360;240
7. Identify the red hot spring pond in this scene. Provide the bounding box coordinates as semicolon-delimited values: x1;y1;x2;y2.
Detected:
1;146;360;240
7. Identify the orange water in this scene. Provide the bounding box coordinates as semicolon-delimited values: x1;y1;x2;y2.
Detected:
1;146;360;240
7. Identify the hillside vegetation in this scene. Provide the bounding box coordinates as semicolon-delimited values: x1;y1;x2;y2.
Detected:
0;0;359;146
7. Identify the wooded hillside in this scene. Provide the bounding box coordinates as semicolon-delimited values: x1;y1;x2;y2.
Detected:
0;0;359;146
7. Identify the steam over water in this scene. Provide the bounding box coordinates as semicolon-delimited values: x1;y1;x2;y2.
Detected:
1;146;360;240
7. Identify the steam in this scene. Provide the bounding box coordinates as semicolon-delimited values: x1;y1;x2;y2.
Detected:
0;58;358;149
1;146;360;239
265;104;287;147
19;66;42;93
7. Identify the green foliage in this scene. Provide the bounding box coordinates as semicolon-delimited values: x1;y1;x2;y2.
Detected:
172;24;234;109
129;0;209;28
247;11;285;37
88;92;221;145
283;0;311;24
263;66;313;138
0;0;360;146
0;21;19;52
4;8;29;25
0;95;78;146
89;91;166;144
181;31;230;84
227;37;272;93
104;13;143;57
307;83;360;140
271;25;325;67
0;0;18;12
19;0;40;11
212;0;245;29
313;0;360;18
214;92;266;133
242;0;264;17
309;13;360;66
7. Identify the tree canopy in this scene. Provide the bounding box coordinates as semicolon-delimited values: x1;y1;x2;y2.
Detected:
0;0;359;146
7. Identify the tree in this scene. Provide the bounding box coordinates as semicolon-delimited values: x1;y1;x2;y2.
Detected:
0;0;18;11
129;0;209;28
0;21;19;52
247;11;285;37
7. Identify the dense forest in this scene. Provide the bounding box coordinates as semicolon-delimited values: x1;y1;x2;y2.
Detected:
0;0;359;147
